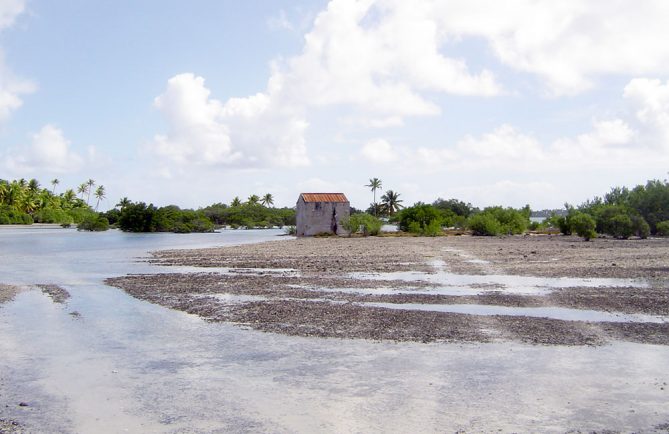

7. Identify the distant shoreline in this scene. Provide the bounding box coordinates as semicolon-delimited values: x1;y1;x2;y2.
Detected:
0;224;66;229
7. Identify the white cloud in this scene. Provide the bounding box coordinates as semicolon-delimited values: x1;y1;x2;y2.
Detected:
0;1;34;123
360;138;398;163
3;124;85;174
272;0;501;119
623;78;669;149
275;0;669;103
148;73;309;170
375;77;669;174
267;9;294;31
458;124;543;160
359;137;456;169
433;0;669;95
0;0;24;30
446;180;560;209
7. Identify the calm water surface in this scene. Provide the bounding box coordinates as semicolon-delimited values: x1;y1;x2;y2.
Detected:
1;226;668;433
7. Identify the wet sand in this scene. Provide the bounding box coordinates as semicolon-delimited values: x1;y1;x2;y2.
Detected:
107;235;669;346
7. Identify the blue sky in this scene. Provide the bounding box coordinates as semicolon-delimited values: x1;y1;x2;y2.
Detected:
2;0;669;211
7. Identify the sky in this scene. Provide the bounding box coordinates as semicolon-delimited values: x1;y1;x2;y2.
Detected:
1;0;669;211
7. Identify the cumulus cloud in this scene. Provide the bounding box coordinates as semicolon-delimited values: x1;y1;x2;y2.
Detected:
148;73;309;171
150;1;669;174
360;138;399;163
273;0;501;118
365;76;669;174
447;180;560;208
623;78;669;149
0;0;24;30
433;0;669;95
272;0;669;99
0;0;34;122
359;137;455;170
3;124;85;174
458;124;543;160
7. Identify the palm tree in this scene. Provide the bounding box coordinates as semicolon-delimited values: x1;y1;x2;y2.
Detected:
51;178;60;194
0;180;9;204
78;183;88;200
7;181;24;208
86;179;95;205
365;178;382;216
62;189;76;209
27;178;40;193
381;190;404;216
247;194;260;205
94;185;106;211
116;197;131;210
261;193;274;207
231;197;242;207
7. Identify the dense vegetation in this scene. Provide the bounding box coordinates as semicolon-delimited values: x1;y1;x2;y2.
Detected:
5;175;668;239
103;197;296;233
551;179;669;239
2;179;294;234
0;178;98;226
386;178;669;240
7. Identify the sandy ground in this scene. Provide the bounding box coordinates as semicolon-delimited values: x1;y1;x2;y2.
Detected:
107;235;669;346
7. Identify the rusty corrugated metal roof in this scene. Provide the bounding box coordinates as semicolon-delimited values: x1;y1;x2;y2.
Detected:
300;193;349;203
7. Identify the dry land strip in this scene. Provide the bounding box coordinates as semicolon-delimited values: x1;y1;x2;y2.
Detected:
106;235;669;346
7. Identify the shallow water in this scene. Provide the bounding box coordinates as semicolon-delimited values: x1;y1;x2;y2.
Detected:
1;227;668;432
362;302;668;323
350;268;648;296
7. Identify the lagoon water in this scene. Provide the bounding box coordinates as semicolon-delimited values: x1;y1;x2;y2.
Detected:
1;227;668;433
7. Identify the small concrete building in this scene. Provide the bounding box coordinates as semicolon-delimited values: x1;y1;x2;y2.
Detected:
296;193;350;237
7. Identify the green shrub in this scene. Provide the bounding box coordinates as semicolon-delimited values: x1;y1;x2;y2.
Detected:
77;215;110;231
398;204;443;235
606;214;634;239
118;202;157;232
422;219;443;237
33;208;74;225
0;208;33;225
67;207;97;224
631;215;650;239
467;207;529;236
407;221;422;234
468;213;502;236
285;225;296;235
570;212;597;241
341;213;382;236
656;220;669;236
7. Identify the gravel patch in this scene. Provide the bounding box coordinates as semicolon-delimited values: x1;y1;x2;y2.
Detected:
107;235;669;346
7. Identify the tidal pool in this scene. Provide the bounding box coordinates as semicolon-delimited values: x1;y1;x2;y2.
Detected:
1;227;667;433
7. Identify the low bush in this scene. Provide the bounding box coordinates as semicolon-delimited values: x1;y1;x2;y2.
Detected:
570;212;597;241
467;206;529;236
397;204;443;235
33;208;74;225
77;215;110;231
341;213;382;236
468;213;502;236
0;208;33;225
656;220;669;236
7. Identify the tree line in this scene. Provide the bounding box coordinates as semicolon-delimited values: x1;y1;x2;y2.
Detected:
0;177;104;225
352;176;669;239
101;194;295;233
